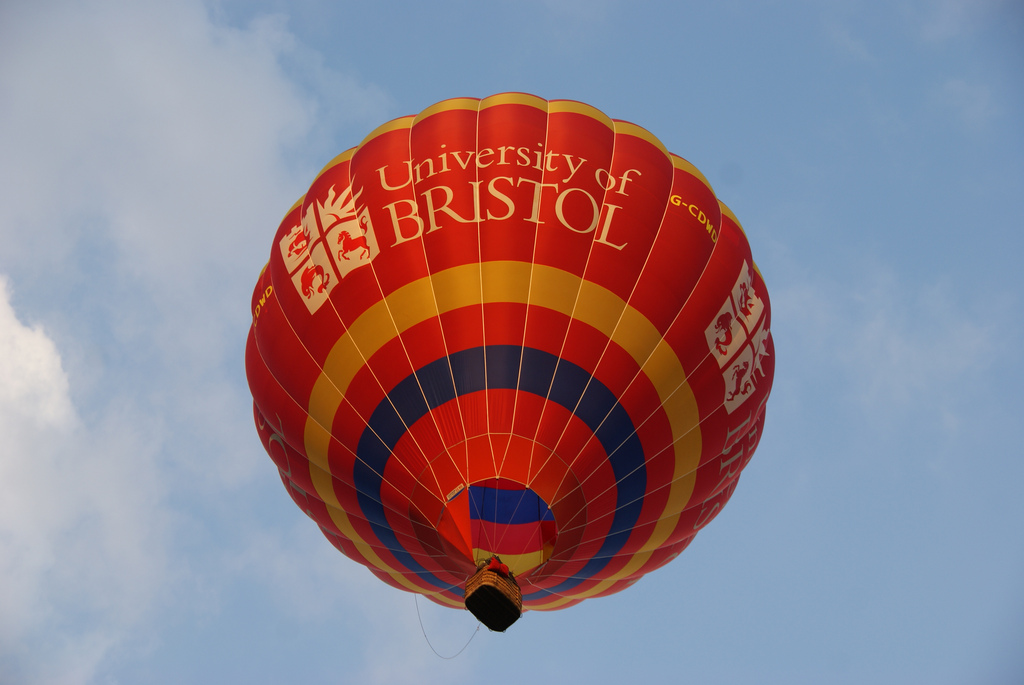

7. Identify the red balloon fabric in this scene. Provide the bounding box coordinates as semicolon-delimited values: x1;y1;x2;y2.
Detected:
245;93;774;612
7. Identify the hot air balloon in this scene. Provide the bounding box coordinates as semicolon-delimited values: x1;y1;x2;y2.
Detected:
245;93;773;631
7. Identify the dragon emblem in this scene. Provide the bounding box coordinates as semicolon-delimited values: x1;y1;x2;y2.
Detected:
713;312;734;356
300;264;330;299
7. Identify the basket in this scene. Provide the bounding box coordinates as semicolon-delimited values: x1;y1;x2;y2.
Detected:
464;560;523;632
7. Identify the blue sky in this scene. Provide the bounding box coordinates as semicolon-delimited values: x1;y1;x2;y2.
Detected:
1;1;1022;683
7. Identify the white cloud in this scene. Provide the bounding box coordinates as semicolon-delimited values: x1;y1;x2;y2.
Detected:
0;277;170;684
0;1;392;681
0;278;75;427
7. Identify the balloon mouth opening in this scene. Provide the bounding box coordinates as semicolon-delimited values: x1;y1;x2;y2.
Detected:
469;478;558;572
428;478;558;577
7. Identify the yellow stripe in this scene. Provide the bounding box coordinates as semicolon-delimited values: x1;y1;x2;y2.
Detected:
480;92;548;111
383;277;441;333
613;120;669;158
718;200;766;284
284;195;305;218
672;153;715;195
549;99;615;129
413;97;481;125
524;263;578;313
340;301;401;371
720;199;744;234
643;341;702;516
424;592;464;609
358;115;415;149
434;264;484;311
573;280;624;334
480;260;526;305
309;149;355;186
303;415;334;474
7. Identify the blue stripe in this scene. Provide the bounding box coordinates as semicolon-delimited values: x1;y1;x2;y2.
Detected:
355;345;646;594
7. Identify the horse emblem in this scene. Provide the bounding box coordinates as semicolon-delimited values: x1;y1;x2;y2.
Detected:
337;229;370;261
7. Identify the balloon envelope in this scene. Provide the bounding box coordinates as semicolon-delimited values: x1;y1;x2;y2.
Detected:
246;93;774;613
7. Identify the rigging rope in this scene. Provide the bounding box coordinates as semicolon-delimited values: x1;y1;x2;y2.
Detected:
415;594;481;659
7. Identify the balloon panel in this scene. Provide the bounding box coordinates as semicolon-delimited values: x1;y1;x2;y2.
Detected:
246;94;774;610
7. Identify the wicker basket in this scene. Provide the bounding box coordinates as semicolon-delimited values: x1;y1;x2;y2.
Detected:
464;562;523;632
